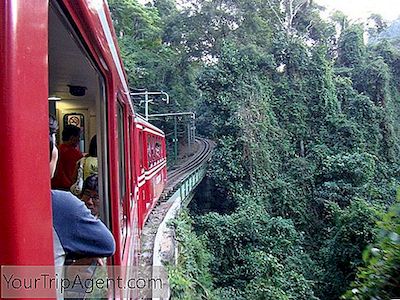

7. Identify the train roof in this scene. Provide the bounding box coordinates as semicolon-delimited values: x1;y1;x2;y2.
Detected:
135;114;165;136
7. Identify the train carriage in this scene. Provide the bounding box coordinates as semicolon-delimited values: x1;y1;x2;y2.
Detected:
135;115;167;229
0;0;167;290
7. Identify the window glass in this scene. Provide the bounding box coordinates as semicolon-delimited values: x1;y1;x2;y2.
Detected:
147;135;151;165
117;102;127;246
139;131;143;169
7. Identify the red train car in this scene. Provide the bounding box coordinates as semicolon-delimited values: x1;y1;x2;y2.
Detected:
0;0;166;281
135;115;168;229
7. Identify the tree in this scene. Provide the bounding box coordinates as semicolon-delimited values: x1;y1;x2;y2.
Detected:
343;199;400;299
337;25;366;68
109;1;400;298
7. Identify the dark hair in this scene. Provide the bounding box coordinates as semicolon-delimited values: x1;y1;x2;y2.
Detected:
89;135;97;157
83;174;98;193
62;125;81;142
49;115;58;160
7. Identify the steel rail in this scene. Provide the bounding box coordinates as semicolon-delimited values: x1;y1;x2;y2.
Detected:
164;138;212;190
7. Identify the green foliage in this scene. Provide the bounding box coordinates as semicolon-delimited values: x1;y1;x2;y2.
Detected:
337;25;366;68
168;211;215;299
191;14;400;297
195;200;317;299
330;10;350;34
353;56;390;106
267;165;314;227
109;0;400;298
318;199;380;298
293;3;336;45
209;137;247;187
366;13;387;40
109;0;201;115
372;41;400;86
109;0;161;40
321;152;376;186
343;199;400;299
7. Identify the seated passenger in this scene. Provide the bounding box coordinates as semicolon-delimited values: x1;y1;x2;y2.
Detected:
80;174;100;217
52;124;83;190
49;116;115;262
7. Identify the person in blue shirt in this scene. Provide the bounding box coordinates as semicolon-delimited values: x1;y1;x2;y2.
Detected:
49;116;115;263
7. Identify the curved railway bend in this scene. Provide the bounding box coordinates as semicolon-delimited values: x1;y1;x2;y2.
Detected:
139;138;214;276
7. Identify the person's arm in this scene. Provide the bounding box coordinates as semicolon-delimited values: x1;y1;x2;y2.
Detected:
66;151;84;186
52;191;115;258
71;160;79;184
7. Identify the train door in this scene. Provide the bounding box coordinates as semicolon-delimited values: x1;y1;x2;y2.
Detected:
0;0;56;270
48;0;112;256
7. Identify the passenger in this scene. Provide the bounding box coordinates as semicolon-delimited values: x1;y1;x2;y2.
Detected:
70;135;98;196
49;116;115;263
52;124;83;190
79;135;98;180
80;174;100;217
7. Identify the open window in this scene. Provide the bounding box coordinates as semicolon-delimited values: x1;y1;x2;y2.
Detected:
48;2;110;228
139;130;144;170
117;101;128;252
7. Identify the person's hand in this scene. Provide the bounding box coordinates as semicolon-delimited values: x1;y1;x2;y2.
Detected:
97;258;104;266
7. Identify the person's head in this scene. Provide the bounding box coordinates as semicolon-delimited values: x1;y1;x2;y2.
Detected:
88;135;97;157
49;115;59;178
62;125;81;146
81;174;99;216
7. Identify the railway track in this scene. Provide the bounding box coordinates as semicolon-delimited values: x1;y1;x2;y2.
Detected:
163;137;213;197
139;137;214;271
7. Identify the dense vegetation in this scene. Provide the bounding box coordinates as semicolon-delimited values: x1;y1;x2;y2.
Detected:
109;0;400;298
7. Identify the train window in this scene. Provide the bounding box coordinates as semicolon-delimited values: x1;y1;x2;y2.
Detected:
150;136;154;166
147;135;152;166
117;103;126;199
155;141;161;160
139;131;144;169
117;101;128;247
151;136;155;163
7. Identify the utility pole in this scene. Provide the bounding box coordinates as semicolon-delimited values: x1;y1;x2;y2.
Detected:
148;112;196;161
130;91;169;121
187;122;191;154
174;116;178;161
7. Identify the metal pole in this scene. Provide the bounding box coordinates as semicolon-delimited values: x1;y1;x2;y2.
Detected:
174;116;178;161
187;122;191;154
148;112;195;118
145;91;149;121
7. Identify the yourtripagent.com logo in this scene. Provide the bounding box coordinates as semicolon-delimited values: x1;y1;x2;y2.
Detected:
1;266;169;298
